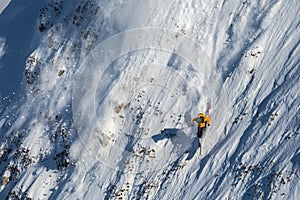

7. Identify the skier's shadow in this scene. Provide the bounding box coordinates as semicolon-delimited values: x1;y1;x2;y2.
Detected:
152;128;199;160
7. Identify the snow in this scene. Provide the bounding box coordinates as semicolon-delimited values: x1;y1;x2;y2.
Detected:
0;0;42;106
0;0;11;15
0;0;299;199
0;37;5;58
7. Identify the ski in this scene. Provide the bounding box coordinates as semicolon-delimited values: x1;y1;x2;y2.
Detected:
206;102;211;117
199;138;202;155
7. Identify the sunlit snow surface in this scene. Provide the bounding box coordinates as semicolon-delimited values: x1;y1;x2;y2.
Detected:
72;28;213;172
0;0;11;15
0;0;299;199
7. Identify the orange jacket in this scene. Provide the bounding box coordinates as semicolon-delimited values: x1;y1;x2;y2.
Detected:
190;113;211;128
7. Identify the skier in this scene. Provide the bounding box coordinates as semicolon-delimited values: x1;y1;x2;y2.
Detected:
190;113;210;148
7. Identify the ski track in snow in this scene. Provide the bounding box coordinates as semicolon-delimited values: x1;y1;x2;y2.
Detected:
0;0;299;199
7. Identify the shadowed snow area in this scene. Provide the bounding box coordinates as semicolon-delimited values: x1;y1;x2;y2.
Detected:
0;0;299;199
0;0;41;106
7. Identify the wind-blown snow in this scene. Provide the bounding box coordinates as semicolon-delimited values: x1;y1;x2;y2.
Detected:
0;0;299;199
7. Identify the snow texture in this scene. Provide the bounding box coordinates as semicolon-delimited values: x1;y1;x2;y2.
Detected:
0;0;11;15
0;0;299;199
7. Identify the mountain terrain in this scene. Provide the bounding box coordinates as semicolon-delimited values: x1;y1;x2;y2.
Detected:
0;0;299;199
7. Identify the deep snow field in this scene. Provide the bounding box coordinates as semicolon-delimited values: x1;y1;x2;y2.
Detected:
0;0;299;199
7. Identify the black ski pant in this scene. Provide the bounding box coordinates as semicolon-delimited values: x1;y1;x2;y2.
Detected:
197;126;204;138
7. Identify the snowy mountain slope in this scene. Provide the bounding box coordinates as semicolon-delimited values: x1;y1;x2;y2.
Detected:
0;0;42;112
0;0;11;15
0;0;299;199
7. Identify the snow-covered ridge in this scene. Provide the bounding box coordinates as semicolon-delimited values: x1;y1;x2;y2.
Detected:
0;0;11;15
0;0;299;199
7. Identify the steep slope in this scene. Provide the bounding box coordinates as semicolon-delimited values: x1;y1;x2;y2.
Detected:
0;0;42;103
0;0;299;199
0;0;11;15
